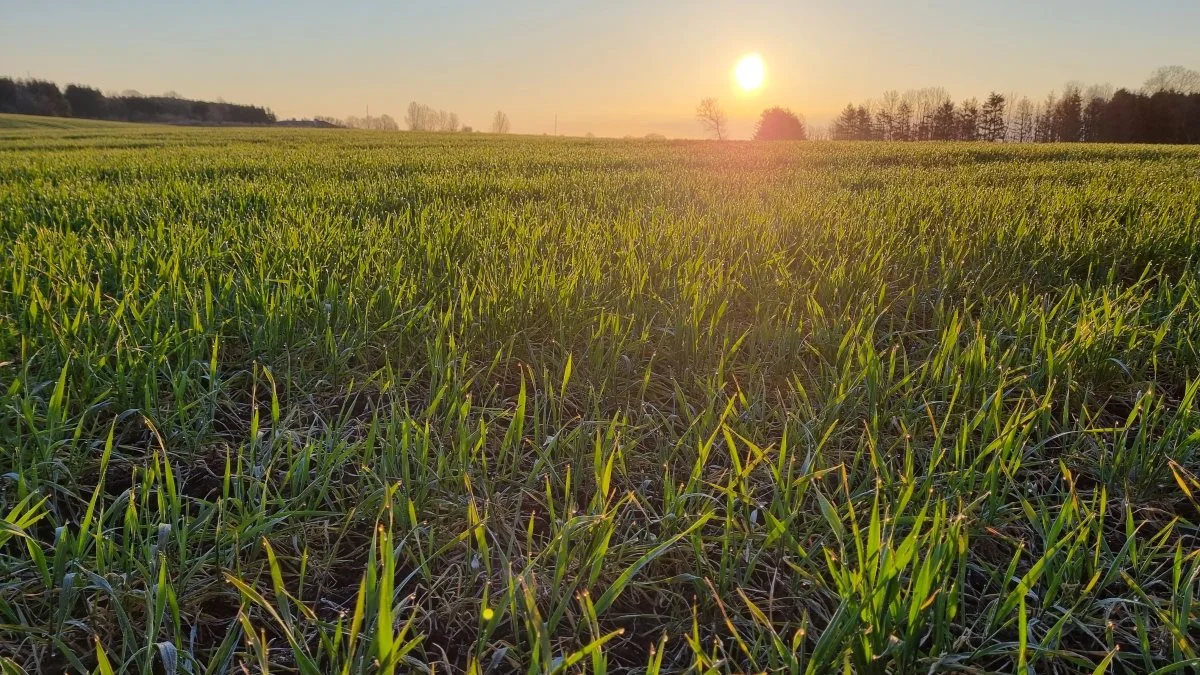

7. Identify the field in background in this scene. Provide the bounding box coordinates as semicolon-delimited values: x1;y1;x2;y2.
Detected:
3;120;1200;673
0;114;140;130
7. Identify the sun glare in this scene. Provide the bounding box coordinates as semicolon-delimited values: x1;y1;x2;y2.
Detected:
735;54;765;92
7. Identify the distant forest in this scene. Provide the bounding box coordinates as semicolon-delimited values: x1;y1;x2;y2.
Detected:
829;66;1200;144
0;77;275;125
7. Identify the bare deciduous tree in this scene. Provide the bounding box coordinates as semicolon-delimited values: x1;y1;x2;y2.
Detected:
405;102;462;132
1084;83;1114;103
1014;97;1035;142
1034;91;1057;142
876;90;901;140
807;124;830;141
405;101;427;131
695;97;728;140
491;110;511;134
1144;65;1200;94
345;114;398;130
902;87;950;140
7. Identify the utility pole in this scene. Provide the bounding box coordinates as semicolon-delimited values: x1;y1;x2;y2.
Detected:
554;113;558;136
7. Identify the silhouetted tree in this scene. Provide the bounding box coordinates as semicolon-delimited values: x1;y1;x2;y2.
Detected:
874;107;893;140
1035;92;1057;142
893;101;913;140
957;98;980;140
64;84;105;119
0;78;20;113
1054;86;1084;141
753;107;807;140
191;101;211;121
1100;89;1137;142
855;105;875;139
695;97;728;140
832;104;858;140
1082;96;1106;141
23;79;70;116
931;101;957;140
979;92;1006;141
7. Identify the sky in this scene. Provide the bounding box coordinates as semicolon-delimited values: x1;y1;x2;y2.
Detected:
3;0;1198;138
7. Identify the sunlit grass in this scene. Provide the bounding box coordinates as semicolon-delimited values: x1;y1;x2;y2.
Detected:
2;122;1200;672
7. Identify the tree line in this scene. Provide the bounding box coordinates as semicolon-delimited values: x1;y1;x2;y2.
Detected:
399;103;509;133
314;104;510;134
313;114;401;131
694;66;1199;143
0;77;518;134
0;77;275;125
830;66;1200;143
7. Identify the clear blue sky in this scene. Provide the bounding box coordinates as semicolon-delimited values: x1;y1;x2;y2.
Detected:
3;0;1197;137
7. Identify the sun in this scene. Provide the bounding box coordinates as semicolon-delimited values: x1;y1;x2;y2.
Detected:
735;54;765;92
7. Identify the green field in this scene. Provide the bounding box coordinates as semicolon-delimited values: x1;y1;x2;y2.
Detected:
0;114;142;130
3;119;1200;673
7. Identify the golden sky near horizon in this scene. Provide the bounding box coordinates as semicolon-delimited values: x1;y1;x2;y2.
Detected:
3;0;1198;137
